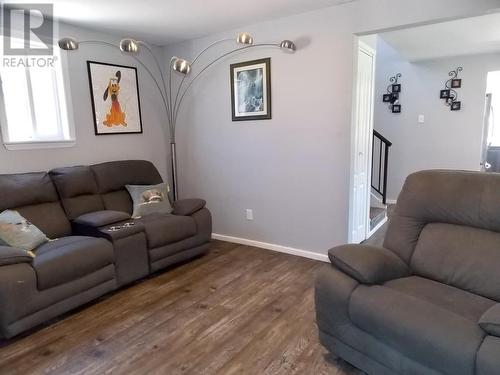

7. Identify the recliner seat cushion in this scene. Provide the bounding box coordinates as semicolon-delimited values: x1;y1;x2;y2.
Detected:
34;236;114;290
135;213;197;248
349;278;489;375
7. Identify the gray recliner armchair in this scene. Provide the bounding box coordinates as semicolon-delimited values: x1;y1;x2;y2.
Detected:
315;170;500;375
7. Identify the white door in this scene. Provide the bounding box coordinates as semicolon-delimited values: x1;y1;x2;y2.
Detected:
349;41;376;243
480;93;493;172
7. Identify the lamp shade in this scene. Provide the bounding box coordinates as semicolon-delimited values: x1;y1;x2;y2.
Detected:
279;40;296;52
172;58;191;75
120;38;140;53
58;37;78;50
236;32;253;45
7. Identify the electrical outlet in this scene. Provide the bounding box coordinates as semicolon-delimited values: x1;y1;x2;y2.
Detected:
418;114;425;124
246;209;254;221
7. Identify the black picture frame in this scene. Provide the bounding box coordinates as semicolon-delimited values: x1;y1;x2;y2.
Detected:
450;101;462;111
383;94;392;103
230;58;271;121
87;61;143;135
440;89;451;99
392;84;401;93
451;79;462;88
392;104;401;113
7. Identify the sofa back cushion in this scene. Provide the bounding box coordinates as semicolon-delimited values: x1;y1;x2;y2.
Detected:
0;172;71;238
91;160;163;215
49;166;104;220
384;170;500;301
411;223;500;301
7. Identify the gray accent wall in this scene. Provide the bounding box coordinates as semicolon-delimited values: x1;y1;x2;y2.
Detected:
164;0;500;254
373;36;500;202
0;22;169;180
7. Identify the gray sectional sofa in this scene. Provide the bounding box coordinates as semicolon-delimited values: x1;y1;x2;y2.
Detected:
316;170;500;375
0;160;211;338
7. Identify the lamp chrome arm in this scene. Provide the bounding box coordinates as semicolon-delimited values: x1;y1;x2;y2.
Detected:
172;38;234;122
78;40;173;137
136;41;173;127
173;43;279;125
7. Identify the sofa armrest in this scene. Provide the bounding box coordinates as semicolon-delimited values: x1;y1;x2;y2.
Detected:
480;304;500;337
0;246;34;266
73;210;131;227
328;244;410;285
173;199;206;216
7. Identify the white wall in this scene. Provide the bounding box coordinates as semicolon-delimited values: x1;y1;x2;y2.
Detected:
0;22;169;179
164;0;499;255
373;37;500;201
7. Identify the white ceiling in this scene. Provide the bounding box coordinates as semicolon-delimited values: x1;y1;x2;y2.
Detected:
13;0;355;46
379;12;500;62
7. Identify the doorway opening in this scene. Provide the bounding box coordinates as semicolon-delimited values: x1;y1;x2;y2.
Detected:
349;12;500;244
482;71;500;172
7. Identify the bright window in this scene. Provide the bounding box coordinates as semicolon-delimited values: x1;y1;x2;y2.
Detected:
0;37;74;150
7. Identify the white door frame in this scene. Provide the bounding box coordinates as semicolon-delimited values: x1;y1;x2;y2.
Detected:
348;38;376;244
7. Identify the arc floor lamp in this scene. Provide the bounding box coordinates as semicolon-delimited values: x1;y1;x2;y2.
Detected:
58;33;296;200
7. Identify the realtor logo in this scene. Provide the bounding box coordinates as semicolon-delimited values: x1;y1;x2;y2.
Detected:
2;3;54;56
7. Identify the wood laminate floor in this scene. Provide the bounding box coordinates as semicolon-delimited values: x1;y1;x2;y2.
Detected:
0;241;363;375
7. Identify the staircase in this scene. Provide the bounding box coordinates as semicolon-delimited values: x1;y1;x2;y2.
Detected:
369;130;392;234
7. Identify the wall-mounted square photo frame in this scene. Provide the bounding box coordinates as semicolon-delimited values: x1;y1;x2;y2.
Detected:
392;104;401;113
87;61;143;135
230;58;271;121
392;84;401;93
390;93;399;103
383;94;392;103
440;89;451;99
450;101;462;111
451;79;462;88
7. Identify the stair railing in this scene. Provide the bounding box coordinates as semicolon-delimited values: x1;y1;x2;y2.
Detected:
371;130;392;205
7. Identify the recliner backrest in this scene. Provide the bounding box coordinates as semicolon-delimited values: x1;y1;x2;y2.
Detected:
90;160;163;215
49;166;104;220
50;160;163;218
0;172;72;238
384;170;500;301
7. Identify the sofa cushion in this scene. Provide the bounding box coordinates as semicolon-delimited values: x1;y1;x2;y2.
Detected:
411;223;500;301
91;160;164;214
384;170;500;263
350;280;488;375
385;276;495;322
135;213;197;248
49;166;104;220
34;236;114;290
0;172;71;238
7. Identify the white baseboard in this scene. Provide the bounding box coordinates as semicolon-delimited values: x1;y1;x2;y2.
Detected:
211;233;329;263
386;199;397;205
